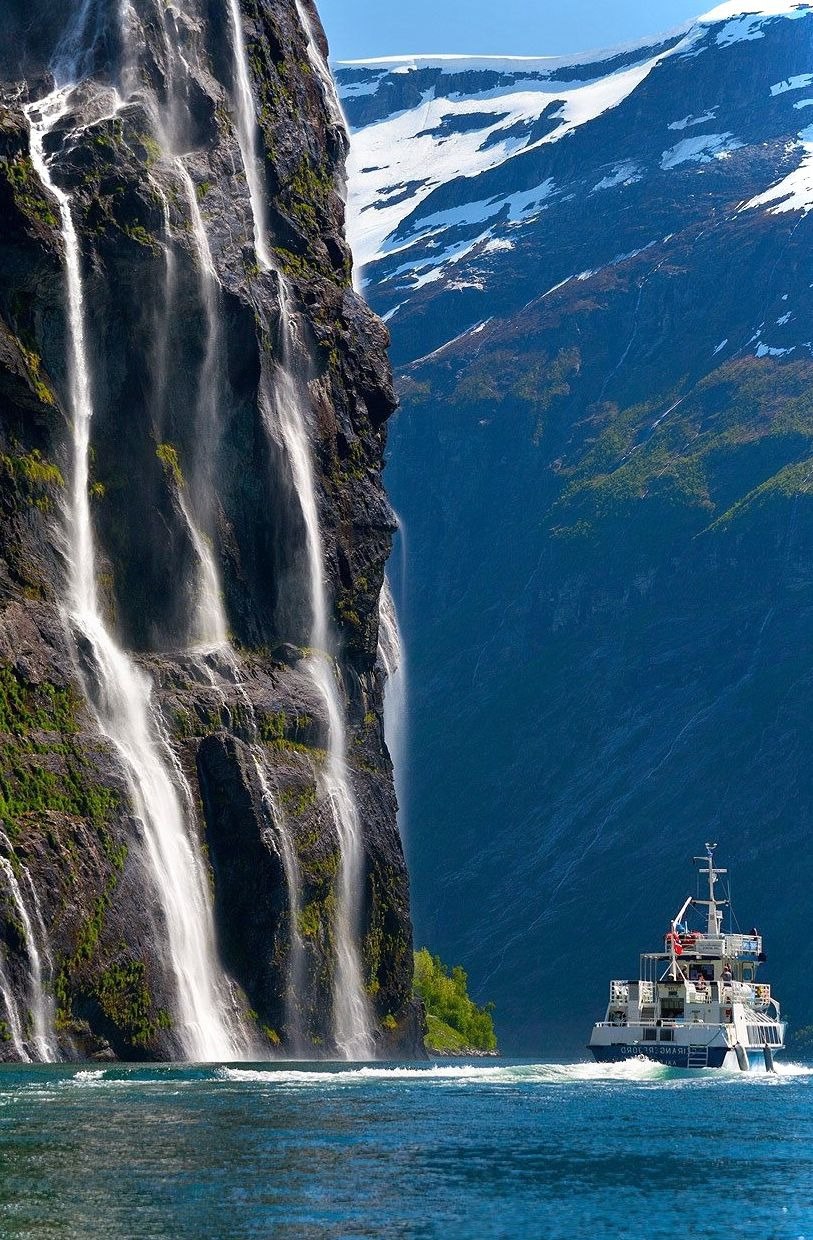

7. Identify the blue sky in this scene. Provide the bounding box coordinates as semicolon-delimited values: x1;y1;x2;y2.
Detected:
318;0;708;62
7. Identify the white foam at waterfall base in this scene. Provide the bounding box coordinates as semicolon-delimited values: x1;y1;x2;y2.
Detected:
24;83;245;1063
226;0;375;1059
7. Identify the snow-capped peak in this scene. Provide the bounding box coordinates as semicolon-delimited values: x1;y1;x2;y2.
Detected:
700;1;811;21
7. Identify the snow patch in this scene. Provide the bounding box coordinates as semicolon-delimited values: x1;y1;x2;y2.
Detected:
771;72;813;95
341;78;385;99
706;5;811;47
713;338;729;354
483;237;515;252
701;2;811;24
744;124;813;212
661;132;744;168
776;311;793;324
344;37;697;271
668;109;718;129
591;160;643;191
756;342;795;355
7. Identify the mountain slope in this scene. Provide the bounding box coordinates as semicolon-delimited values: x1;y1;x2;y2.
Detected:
339;2;813;1054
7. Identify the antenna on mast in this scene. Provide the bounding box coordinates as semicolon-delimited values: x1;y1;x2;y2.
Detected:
693;842;728;937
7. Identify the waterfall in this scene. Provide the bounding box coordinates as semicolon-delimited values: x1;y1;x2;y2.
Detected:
377;578;408;839
226;0;374;1058
252;753;306;1052
0;850;56;1061
292;0;348;132
164;169;229;651
0;955;28;1062
130;0;229;652
225;0;272;270
25;82;246;1063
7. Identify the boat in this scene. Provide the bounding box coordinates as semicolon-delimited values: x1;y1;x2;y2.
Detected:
588;844;785;1071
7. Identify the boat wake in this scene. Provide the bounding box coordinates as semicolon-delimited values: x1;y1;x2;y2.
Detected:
3;1058;810;1098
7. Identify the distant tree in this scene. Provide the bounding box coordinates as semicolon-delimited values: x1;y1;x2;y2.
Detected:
413;948;497;1052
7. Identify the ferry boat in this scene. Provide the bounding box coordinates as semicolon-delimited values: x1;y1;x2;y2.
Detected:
588;845;785;1071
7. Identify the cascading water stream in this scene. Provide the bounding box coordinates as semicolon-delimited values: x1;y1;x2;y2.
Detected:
225;0;272;270
161;168;229;650
25;83;245;1062
0;955;28;1062
252;754;306;1052
0;851;56;1061
122;0;229;652
120;1;309;1050
225;0;374;1058
292;0;348;132
377;577;407;840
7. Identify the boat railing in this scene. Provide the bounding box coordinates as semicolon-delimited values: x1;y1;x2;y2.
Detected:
609;980;629;1004
687;984;712;1004
722;981;770;1006
723;933;762;957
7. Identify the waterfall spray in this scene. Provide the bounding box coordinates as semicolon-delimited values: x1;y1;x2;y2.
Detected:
226;0;374;1058
25;80;245;1061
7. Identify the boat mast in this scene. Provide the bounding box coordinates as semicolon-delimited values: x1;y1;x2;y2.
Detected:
694;842;727;936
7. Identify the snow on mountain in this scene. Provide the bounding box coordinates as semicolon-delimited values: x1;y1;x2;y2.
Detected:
340;33;697;270
337;6;813;1051
337;3;813;351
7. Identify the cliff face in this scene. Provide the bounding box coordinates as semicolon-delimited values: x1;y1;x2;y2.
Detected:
340;9;813;1053
0;0;421;1060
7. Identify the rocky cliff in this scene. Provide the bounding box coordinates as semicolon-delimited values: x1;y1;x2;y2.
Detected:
0;0;421;1061
339;3;813;1054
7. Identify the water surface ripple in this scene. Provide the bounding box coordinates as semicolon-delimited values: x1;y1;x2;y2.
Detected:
1;1059;811;1237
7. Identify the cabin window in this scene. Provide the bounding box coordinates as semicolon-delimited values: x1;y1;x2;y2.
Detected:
659;1028;674;1042
743;966;754;981
643;1028;657;1041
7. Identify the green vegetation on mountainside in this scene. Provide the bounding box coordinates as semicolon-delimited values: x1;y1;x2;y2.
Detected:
413;948;498;1054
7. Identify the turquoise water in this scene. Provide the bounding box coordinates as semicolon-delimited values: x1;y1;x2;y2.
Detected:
1;1059;812;1238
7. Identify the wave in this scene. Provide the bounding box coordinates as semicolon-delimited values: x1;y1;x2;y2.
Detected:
215;1059;673;1087
5;1056;808;1094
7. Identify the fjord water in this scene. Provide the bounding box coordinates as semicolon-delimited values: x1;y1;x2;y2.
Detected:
1;1060;812;1238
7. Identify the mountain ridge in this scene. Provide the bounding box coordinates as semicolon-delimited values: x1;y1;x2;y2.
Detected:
339;3;813;1053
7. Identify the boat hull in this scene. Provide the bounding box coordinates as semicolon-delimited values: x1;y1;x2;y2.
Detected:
589;1043;729;1067
589;1043;781;1069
